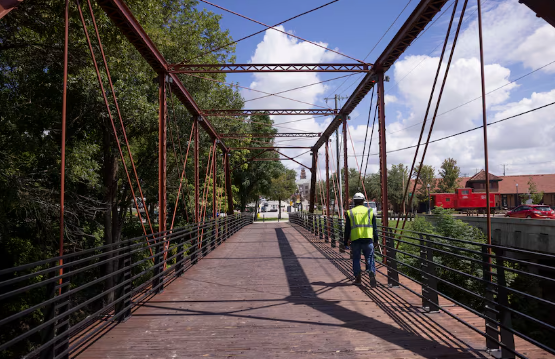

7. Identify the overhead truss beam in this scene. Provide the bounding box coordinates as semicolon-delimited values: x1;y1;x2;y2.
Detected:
230;147;311;150
254;158;296;161
169;63;370;73
518;0;555;29
220;132;321;138
203;109;337;117
0;0;22;19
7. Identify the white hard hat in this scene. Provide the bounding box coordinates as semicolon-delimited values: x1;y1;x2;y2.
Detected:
353;192;365;200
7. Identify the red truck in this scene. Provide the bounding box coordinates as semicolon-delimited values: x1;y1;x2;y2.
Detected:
431;188;497;210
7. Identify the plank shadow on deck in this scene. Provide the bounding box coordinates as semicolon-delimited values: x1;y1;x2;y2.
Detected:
75;222;523;358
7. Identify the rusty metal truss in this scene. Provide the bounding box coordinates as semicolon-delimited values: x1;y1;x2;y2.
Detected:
220;132;320;138
202;109;337;117
230;146;311;150
169;63;370;73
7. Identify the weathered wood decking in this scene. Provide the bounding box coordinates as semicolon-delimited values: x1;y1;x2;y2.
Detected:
76;222;552;358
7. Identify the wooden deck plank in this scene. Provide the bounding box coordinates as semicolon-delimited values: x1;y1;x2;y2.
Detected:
75;223;553;358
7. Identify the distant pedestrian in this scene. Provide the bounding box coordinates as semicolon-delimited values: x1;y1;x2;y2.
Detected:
344;192;378;286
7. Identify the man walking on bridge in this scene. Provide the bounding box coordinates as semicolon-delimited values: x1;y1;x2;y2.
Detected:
344;192;377;286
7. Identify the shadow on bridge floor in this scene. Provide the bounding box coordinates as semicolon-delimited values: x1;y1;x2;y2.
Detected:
75;223;489;358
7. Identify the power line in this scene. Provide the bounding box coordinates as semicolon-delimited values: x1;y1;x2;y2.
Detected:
342;57;555;145
382;100;555;155
383;0;487;97
388;58;555;135
198;0;366;63
325;0;413;98
183;72;332;109
243;74;356;104
347;100;555;157
184;0;342;63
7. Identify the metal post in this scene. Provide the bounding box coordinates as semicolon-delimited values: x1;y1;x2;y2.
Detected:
225;151;233;215
377;71;388;229
212;140;218;249
58;0;70;293
158;74;167;234
419;234;438;311
325;140;330;242
493;244;516;359
335;95;344;218
213;144;217;220
309;151;317;213
342;114;349;212
482;244;499;352
477;0;492;249
212;143;217;246
116;239;132;320
194;117;200;222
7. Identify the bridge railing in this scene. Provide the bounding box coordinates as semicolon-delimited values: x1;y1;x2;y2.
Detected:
0;213;253;359
290;212;555;359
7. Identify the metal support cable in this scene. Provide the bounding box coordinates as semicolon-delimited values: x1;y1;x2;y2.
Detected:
347;126;368;201
166;88;188;212
396;0;460;231
170;122;196;230
85;0;156;235
358;87;374;186
363;102;378;179
59;0;70;287
166;83;191;223
77;0;152;240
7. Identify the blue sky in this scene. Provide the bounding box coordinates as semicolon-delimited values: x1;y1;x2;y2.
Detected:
194;0;555;178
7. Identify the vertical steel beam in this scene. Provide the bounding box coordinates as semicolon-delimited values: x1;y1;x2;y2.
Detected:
309;151;318;213
325;140;330;236
342;115;349;212
225;151;233;215
58;0;70;293
213;143;217;219
377;72;388;229
477;0;492;249
194;116;200;222
158;74;167;233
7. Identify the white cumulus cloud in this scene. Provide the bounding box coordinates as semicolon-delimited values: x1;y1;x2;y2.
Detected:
242;25;342;174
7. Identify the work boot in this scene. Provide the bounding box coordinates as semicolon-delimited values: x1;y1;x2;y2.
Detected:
368;271;377;287
354;274;362;285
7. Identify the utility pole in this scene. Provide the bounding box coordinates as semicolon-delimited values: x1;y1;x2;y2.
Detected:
325;94;348;217
502;164;507;176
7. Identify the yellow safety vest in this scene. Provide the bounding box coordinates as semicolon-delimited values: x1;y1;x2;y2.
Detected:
347;205;374;241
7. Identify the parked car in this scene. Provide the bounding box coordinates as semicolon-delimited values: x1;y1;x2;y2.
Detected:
505;205;555;219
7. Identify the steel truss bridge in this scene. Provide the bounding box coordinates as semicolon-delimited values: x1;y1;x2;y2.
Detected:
1;0;555;358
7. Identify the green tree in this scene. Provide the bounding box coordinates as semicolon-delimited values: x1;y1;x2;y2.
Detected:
267;169;297;219
366;173;382;204
416;164;435;204
0;2;244;355
230;115;286;211
388;164;409;213
438;158;461;193
522;177;544;204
